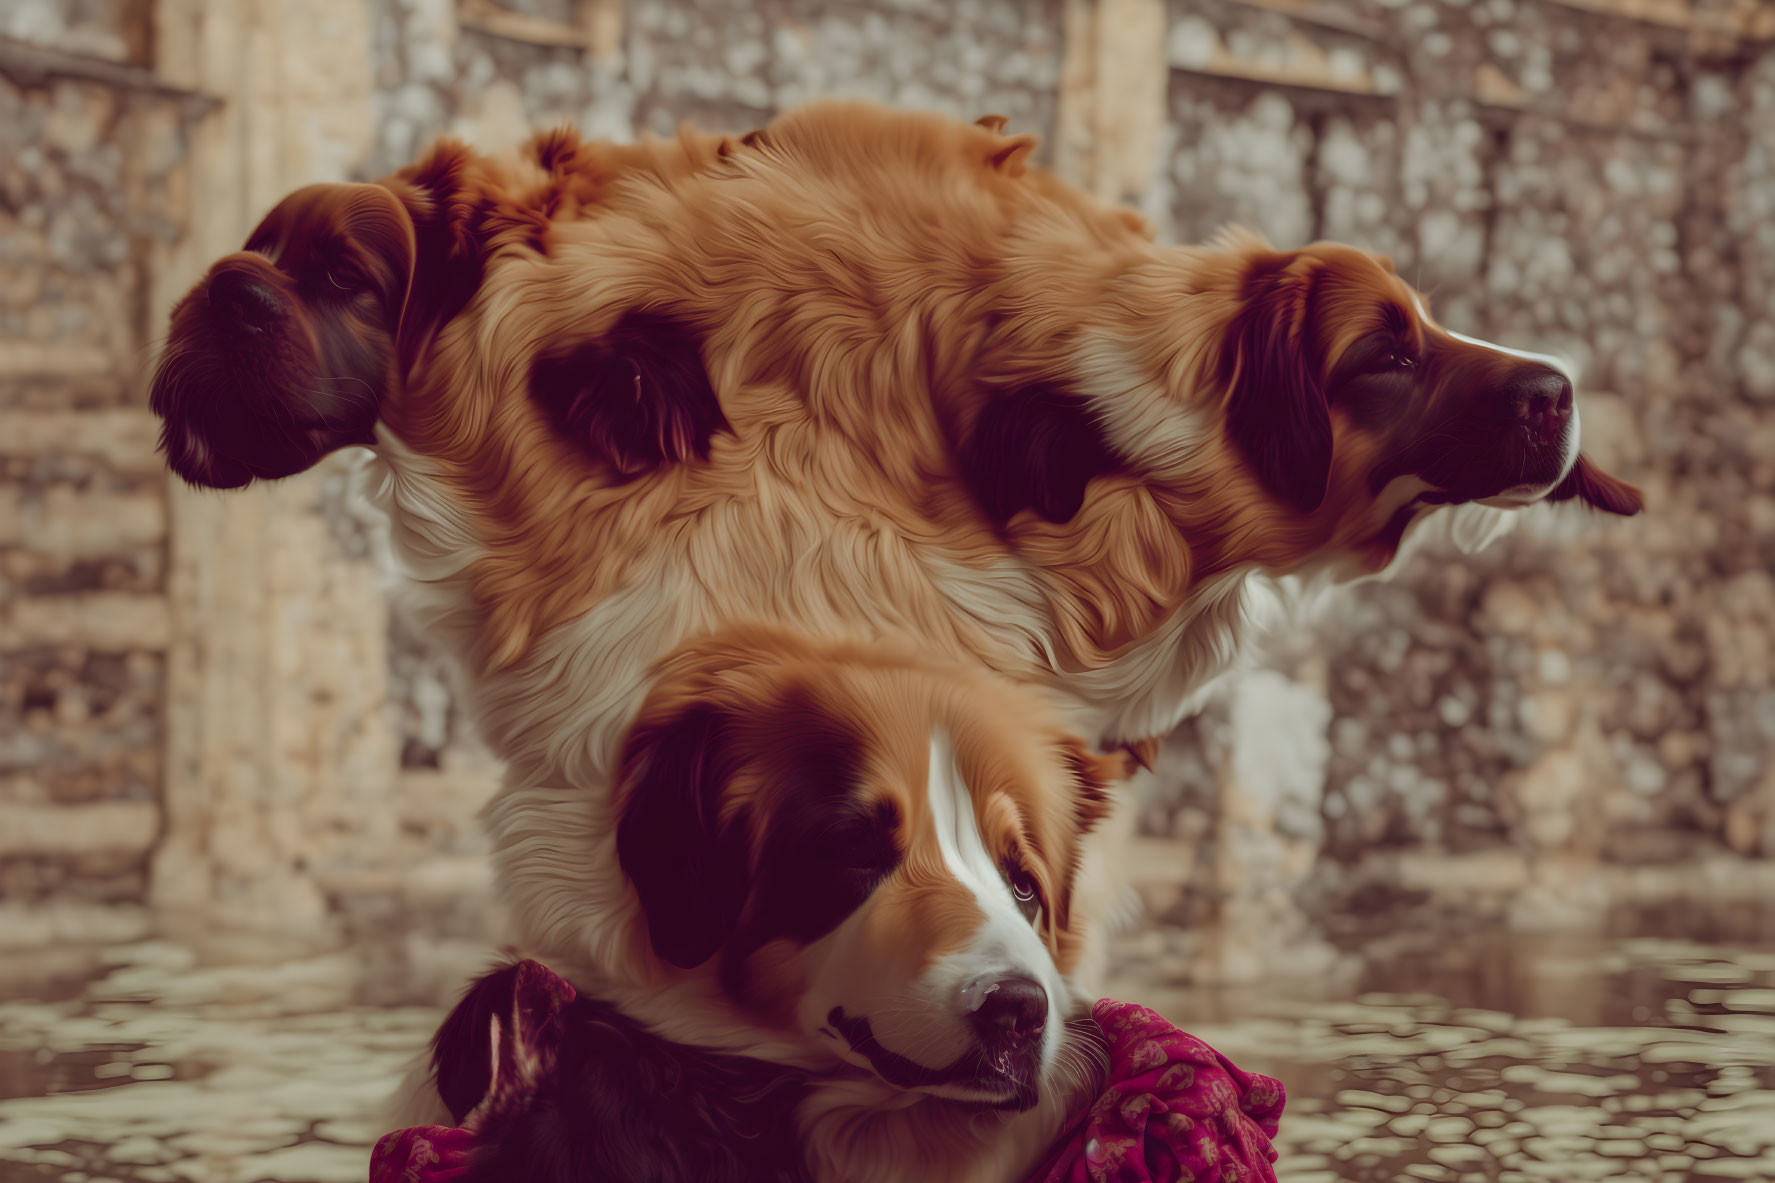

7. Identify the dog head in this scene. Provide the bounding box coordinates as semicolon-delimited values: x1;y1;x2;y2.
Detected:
1184;232;1641;521
961;228;1643;564
361;106;1639;685
610;628;1126;1111
149;143;485;488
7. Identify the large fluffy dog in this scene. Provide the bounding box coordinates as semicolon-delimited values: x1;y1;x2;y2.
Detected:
428;628;1127;1183
150;101;1639;767
150;101;1641;1176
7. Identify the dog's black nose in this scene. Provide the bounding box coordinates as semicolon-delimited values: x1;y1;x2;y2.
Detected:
208;269;284;333
1508;368;1573;444
967;976;1048;1045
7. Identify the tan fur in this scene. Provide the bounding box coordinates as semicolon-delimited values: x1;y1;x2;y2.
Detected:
576;626;1123;1183
135;101;1633;1183
379;103;1628;755
617;625;1110;998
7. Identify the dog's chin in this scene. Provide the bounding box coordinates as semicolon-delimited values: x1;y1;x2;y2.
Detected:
175;447;257;490
914;1072;1042;1113
156;413;257;490
835;1055;1045;1113
157;415;330;489
856;1044;1048;1114
1453;461;1572;511
1476;466;1573;509
151;323;383;490
1477;486;1554;509
151;374;379;489
825;1006;1046;1113
1478;422;1583;509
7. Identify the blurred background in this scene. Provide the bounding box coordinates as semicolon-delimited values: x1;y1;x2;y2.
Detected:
3;0;1775;1180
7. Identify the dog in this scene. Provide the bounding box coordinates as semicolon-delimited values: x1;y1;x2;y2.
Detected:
149;104;1642;1171
399;627;1130;1183
149;100;1641;770
147;128;729;488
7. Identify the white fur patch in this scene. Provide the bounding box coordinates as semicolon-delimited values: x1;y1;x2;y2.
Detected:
1068;567;1256;744
923;734;1068;1078
924;554;1059;671
1444;326;1574;381
1446;503;1520;554
1073;336;1215;479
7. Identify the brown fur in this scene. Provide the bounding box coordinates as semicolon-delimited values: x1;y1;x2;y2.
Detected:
149;100;1643;1183
151;101;1641;751
372;105;1636;736
614;625;1114;1004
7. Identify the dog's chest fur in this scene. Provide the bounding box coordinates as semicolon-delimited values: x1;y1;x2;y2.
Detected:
367;434;1253;790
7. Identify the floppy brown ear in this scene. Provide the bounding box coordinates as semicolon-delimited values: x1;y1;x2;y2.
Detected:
528;311;730;478
959;382;1123;525
383;140;486;371
1221;258;1332;514
1546;455;1644;516
614;703;750;969
428;960;571;1125
615;683;895;972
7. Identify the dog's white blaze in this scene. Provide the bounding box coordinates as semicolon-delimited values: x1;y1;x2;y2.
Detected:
1073;337;1215;479
1444;326;1572;379
1414;291;1575;381
922;732;1067;1095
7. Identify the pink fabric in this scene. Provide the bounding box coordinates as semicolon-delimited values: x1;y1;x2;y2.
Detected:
369;965;1284;1183
369;1125;478;1183
1030;999;1284;1183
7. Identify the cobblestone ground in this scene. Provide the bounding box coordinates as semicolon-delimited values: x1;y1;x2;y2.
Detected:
1;919;1772;1182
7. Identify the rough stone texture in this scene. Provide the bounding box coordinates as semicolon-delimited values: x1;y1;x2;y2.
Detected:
0;0;149;62
1127;0;1775;978
1;37;192;905
361;0;1064;177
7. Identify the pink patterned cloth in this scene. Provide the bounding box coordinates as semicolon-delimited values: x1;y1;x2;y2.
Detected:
1030;999;1284;1183
370;967;1284;1183
368;1125;478;1183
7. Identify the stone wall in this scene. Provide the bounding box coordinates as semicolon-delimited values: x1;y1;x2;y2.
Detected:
4;0;1773;959
1127;0;1775;977
1;7;192;917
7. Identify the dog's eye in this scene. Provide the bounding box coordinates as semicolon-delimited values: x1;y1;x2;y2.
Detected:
1387;351;1416;369
1007;866;1040;922
327;266;365;293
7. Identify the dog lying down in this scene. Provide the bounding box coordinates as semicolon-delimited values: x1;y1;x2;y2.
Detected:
372;959;1285;1183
